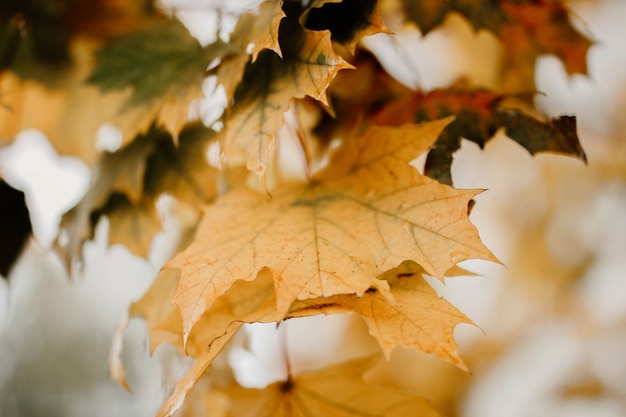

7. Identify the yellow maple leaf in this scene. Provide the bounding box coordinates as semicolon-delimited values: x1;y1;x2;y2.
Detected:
289;261;473;371
219;16;352;181
130;268;278;357
129;269;183;353
134;269;281;417
216;0;285;102
168;118;498;341
0;56;112;164
156;330;238;417
137;260;473;414
218;355;442;417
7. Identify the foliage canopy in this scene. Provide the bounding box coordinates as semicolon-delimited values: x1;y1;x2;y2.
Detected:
0;0;591;415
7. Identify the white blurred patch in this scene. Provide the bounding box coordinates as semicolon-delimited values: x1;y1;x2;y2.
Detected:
0;130;90;248
95;124;123;152
462;321;587;417
363;14;501;90
228;323;288;388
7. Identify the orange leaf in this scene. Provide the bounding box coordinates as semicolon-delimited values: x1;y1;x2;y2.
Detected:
398;0;592;90
499;1;592;90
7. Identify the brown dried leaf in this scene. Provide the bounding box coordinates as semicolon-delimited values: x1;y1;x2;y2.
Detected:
399;0;507;35
374;83;586;184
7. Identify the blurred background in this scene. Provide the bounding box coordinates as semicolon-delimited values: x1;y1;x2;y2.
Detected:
1;0;625;416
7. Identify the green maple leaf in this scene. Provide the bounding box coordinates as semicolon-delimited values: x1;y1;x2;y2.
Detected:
88;18;236;107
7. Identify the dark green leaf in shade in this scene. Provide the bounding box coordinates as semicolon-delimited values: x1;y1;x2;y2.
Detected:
1;0;167;81
91;192;162;258
56;122;218;263
0;0;71;76
56;126;160;268
143;123;218;207
0;179;32;277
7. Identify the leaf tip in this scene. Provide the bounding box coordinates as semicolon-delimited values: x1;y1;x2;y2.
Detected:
109;315;132;392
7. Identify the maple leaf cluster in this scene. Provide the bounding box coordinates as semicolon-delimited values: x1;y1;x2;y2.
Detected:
0;0;592;415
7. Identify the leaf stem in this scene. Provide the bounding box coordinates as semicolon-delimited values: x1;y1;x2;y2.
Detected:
278;321;294;379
